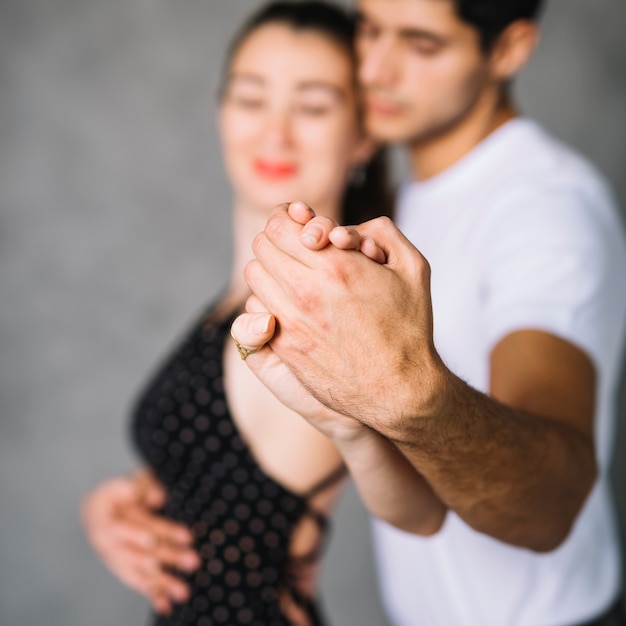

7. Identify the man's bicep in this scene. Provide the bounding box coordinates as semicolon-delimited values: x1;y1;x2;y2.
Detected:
489;329;596;439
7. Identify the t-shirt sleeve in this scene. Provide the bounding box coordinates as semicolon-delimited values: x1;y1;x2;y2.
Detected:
479;182;619;368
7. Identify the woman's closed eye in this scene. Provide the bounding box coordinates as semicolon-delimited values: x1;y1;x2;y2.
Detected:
223;75;266;110
232;95;264;110
295;102;333;116
294;86;341;117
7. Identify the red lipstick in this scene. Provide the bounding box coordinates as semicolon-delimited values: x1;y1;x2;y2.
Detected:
254;158;298;180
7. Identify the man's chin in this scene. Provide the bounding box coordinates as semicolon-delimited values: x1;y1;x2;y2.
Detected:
365;117;413;145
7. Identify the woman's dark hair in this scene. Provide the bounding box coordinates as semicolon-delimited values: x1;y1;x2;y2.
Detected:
453;0;545;51
221;1;393;224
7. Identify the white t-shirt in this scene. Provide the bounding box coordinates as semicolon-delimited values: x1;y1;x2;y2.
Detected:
372;118;626;626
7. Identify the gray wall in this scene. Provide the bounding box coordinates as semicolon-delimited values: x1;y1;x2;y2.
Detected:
1;1;625;625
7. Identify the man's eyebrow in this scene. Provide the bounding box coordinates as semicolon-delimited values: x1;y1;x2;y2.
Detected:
353;9;447;46
398;28;448;46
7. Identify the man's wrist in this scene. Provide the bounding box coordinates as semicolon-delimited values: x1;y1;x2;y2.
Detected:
380;355;454;446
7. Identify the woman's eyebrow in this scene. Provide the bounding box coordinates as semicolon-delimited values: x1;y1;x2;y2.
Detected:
296;82;344;100
227;73;266;87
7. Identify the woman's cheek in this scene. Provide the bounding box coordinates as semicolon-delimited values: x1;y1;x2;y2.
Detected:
299;123;345;166
223;110;260;148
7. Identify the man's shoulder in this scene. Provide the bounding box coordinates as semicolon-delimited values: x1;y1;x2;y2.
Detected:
463;119;626;264
475;118;618;220
488;118;608;192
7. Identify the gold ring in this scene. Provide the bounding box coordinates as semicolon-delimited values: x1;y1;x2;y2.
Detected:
230;330;261;361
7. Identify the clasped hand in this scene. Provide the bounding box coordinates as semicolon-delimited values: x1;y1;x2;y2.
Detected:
231;201;443;443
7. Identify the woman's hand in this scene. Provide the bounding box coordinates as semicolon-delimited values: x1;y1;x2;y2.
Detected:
81;468;200;615
231;297;367;443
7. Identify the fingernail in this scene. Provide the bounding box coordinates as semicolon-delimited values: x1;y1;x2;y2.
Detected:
154;598;171;615
249;314;270;335
180;553;200;571
291;200;314;216
172;585;190;602
176;529;193;544
301;225;323;244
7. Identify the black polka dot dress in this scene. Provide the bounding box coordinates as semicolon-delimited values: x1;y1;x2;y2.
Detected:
131;306;345;626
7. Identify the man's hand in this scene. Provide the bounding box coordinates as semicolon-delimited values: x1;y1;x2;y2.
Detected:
231;201;393;438
81;469;200;614
242;202;442;439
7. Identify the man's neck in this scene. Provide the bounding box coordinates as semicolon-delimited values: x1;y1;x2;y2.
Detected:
408;100;518;182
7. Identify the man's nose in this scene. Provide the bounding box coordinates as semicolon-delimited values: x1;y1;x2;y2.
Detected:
359;37;399;87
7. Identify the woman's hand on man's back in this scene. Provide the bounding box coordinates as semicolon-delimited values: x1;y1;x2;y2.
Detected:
80;468;200;615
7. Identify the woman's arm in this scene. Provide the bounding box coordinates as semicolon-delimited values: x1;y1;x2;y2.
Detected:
230;313;445;535
332;426;445;535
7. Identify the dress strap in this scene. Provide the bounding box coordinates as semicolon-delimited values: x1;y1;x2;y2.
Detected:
287;465;348;567
302;463;348;499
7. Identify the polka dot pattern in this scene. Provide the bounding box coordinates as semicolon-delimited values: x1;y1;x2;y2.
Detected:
132;309;330;625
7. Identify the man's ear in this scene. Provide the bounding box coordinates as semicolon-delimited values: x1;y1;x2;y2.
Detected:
489;20;540;81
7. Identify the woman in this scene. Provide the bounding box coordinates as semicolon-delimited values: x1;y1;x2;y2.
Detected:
82;3;442;625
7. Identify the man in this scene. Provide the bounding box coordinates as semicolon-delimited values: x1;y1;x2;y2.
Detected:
231;0;626;624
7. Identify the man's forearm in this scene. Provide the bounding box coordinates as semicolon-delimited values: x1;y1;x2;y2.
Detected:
387;371;597;551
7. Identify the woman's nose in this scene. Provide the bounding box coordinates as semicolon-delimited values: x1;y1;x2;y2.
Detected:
261;108;292;147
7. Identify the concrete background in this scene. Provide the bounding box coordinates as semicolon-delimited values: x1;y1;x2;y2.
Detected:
1;1;625;625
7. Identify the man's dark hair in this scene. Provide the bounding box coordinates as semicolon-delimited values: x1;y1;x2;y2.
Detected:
453;0;545;50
